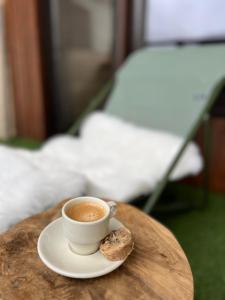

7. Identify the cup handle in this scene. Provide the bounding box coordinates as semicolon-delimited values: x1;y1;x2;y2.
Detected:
108;201;117;218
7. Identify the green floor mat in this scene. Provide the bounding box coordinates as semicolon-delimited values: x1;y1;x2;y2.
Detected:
155;185;225;300
2;137;42;149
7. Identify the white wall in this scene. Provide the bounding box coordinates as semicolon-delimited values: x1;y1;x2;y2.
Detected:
145;0;225;43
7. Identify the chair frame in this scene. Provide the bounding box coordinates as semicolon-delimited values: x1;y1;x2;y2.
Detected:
68;75;225;213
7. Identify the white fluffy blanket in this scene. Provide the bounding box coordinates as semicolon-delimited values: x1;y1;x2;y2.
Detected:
0;112;202;232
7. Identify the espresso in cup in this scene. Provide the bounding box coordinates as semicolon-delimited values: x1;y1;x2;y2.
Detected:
62;197;117;255
67;202;106;222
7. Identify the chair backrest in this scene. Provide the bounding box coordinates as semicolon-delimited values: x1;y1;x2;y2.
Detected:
106;45;225;138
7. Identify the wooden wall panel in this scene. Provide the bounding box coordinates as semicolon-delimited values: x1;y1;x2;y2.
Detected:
5;0;47;140
185;117;225;194
207;118;225;193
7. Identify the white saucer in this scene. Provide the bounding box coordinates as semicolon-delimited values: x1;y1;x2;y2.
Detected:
37;217;126;279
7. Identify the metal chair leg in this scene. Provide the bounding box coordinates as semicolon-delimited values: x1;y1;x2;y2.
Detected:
144;115;211;213
144;179;168;213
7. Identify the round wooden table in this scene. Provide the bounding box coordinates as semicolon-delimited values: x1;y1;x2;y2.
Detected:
0;201;193;300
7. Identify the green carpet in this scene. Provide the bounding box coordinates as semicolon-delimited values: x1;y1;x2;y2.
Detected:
2;137;42;149
155;185;225;300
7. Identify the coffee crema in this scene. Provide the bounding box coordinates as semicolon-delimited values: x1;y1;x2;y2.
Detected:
66;202;106;222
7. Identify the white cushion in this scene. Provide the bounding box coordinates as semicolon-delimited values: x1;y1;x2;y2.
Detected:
0;112;202;232
79;112;202;200
0;146;85;233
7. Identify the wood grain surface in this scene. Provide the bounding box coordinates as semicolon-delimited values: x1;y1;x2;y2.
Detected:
0;200;193;300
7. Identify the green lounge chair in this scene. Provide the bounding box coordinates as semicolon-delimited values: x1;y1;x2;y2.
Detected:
68;45;225;212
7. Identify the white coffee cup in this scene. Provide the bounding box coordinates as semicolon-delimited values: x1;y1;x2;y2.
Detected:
62;197;117;255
